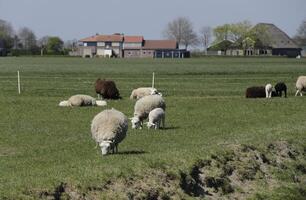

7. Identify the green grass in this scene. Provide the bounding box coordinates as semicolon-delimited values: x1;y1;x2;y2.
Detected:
0;57;306;199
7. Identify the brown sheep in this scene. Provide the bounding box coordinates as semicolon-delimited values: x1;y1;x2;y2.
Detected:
246;86;277;98
95;78;121;99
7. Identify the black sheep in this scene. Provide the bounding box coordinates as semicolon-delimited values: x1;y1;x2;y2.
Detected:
95;78;121;99
274;82;287;98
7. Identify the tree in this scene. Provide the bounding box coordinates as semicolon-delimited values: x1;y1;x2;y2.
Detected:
18;27;37;52
0;19;14;49
163;17;198;49
38;36;49;56
213;23;232;42
293;19;306;46
199;26;212;53
213;20;252;43
46;36;63;54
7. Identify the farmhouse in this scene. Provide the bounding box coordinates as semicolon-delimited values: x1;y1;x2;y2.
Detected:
208;23;301;57
79;34;188;58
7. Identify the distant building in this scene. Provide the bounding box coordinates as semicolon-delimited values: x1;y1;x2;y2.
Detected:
208;23;301;57
78;34;188;58
207;40;234;56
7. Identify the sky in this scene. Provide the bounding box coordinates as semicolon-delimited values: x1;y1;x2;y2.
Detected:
0;0;305;41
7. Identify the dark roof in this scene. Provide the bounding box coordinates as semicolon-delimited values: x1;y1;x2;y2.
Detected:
143;40;178;49
253;23;299;49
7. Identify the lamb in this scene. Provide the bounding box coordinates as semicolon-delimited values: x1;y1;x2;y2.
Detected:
95;78;121;99
275;82;287;97
146;108;165;129
130;95;166;129
295;76;306;96
59;94;107;107
91;108;128;155
130;87;162;99
265;83;273;98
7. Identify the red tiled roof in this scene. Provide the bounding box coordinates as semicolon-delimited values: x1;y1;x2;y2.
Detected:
143;40;178;49
79;35;98;42
80;34;123;42
124;36;144;43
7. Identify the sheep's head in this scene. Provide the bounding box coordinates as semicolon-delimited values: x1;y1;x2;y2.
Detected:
99;140;113;155
150;88;158;95
130;116;142;129
146;122;155;129
150;89;162;97
59;100;69;107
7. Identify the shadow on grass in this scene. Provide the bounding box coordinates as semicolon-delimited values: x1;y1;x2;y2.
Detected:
117;150;146;155
162;126;180;130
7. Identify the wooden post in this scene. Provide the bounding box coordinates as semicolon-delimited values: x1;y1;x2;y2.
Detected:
17;71;21;94
152;72;155;88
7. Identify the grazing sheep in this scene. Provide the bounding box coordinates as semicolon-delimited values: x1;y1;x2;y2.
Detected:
246;86;266;98
146;108;165;129
59;94;107;107
295;76;306;96
95;78;121;100
275;82;287;97
265;83;273;98
130;87;162;99
91;108;128;155
131;95;166;129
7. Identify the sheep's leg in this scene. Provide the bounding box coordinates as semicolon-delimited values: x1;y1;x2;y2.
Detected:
295;90;300;96
162;115;165;129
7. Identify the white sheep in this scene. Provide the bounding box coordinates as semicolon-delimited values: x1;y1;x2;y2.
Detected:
265;83;273;98
295;76;306;96
130;87;162;99
146;108;165;129
130;95;166;129
59;94;107;107
91;108;128;155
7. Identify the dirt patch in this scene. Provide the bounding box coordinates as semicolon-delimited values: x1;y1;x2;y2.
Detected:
180;141;306;199
30;141;306;200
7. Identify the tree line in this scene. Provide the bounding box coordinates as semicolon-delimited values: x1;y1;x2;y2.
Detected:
0;19;76;56
163;17;306;52
1;17;305;56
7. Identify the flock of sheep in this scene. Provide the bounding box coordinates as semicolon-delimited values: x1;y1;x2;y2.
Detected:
246;76;306;98
59;75;306;156
59;79;165;155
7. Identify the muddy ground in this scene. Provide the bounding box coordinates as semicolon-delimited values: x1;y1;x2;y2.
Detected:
28;141;306;200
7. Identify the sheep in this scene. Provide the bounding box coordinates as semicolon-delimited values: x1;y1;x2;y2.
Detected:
246;86;266;98
295;76;306;96
275;82;287;97
95;78;121;100
146;108;165;129
265;83;273;98
59;94;107;107
130;87;162;99
91;108;128;155
130;95;166;129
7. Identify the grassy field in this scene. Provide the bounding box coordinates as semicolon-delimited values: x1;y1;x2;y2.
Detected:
0;57;306;199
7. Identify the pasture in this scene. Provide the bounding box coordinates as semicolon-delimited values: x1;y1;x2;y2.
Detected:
0;57;306;199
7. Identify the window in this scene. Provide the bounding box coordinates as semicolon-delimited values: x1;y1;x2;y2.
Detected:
105;42;111;48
